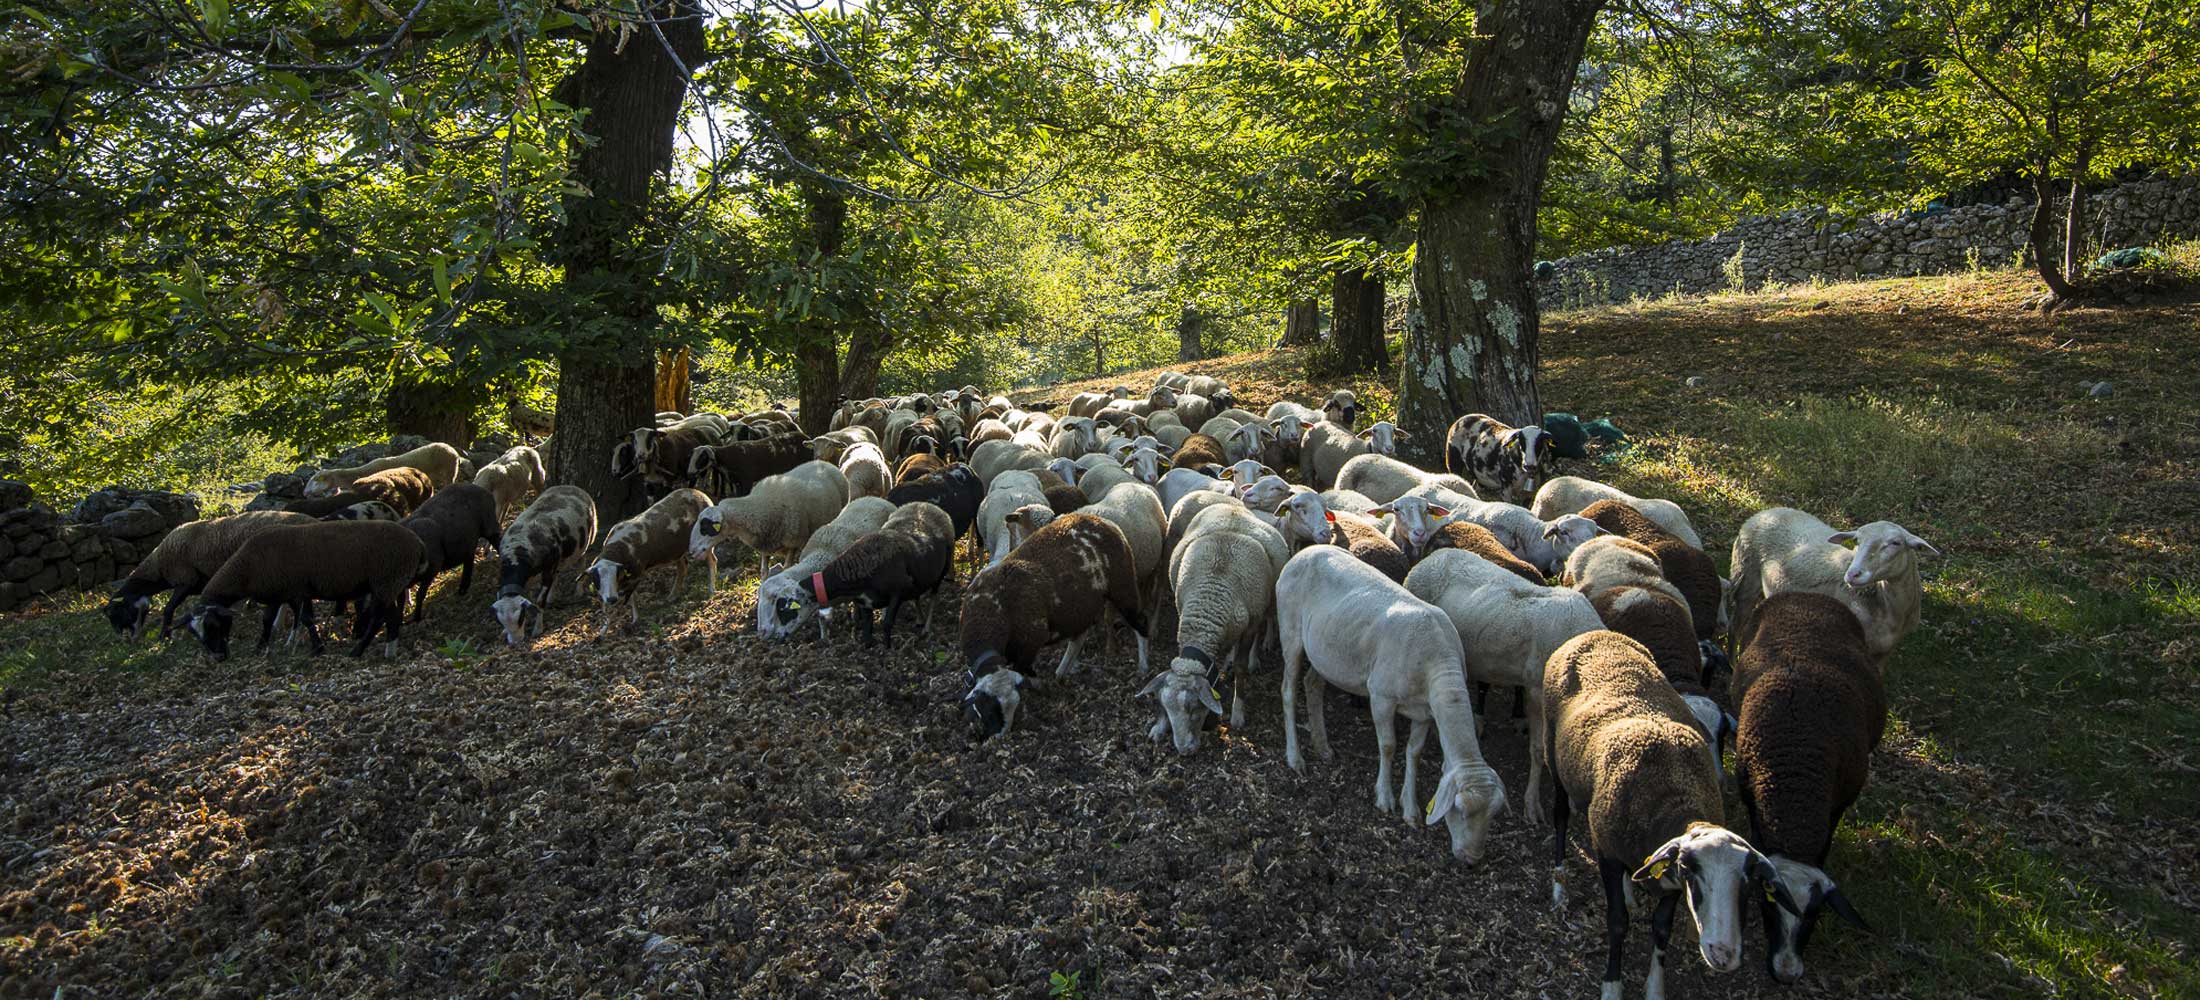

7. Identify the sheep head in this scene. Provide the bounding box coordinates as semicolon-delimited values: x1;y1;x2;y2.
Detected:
1827;521;1938;588
1632;823;1801;975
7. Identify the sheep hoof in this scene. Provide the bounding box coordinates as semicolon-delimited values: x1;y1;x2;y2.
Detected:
1287;753;1306;775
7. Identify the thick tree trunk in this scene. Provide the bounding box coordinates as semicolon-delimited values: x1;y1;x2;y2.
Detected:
1396;0;1603;458
1328;268;1387;373
2029;169;2080;302
1279;298;1321;347
385;374;478;447
1177;307;1206;362
546;1;705;517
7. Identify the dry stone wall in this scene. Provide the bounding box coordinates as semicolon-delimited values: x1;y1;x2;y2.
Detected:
1539;175;2200;309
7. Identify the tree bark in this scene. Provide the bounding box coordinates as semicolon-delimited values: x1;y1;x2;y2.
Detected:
1279;298;1321;347
546;1;705;517
655;346;692;414
2029;168;2080;302
1396;0;1604;460
1176;307;1206;362
1328;267;1387;373
385;374;478;447
2063;155;2091;281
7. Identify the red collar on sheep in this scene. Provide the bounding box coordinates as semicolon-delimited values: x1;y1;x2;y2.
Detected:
811;572;830;605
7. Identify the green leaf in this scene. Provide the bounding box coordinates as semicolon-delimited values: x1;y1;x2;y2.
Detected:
432;256;452;306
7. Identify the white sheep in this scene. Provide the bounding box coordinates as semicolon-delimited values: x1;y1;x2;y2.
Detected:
1143;502;1290;751
687;460;849;592
1080;481;1166;672
1334;453;1479;505
836;441;894;500
968;439;1050;487
1158;467;1231;514
1730;507;1938;662
1047;416;1101;459
1077;461;1140;504
470;445;547;518
976;470;1052;565
1564;535;1691;619
1275;546;1509;863
1403;483;1601;576
755;497;897;641
1404;548;1604;818
1531;476;1705;549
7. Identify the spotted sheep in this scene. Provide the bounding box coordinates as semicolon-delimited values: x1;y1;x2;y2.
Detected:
490;485;599;647
1445;413;1554;502
959;510;1150;739
584;488;712;636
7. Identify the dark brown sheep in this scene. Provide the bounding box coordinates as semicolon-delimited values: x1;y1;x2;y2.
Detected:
1581;499;1721;641
187;520;423;660
350;467;434;518
400;483;502;621
958;512;1148;739
1170;432;1227;471
1424;520;1544;584
1328;509;1408;582
689;432;808;499
895;452;946;485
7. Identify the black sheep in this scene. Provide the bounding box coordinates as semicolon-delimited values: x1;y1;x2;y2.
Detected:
809;501;955;647
400;483;502;621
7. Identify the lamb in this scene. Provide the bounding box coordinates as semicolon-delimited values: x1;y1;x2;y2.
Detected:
186;520;423;660
471;445;547;517
1318;390;1360;428
1170;432;1227;471
1582;500;1723;641
1144;502;1289;751
688;432;808;499
1445;413;1554;502
960;512;1151;739
490;485;598;647
1276;546;1509;862
1543;629;1797;1000
805;500;956;646
976;470;1052;565
1533;476;1704;549
584;488;712;635
1041;478;1087;516
895;451;947;485
1423;520;1545;584
348;467;435;518
1404;548;1604;817
1334;453;1478;505
302;441;464;497
1296;420;1362;489
106;511;317;640
689;460;849;592
1729;591;1883;982
838;441;895;500
1730;507;1938;663
399;483;502;621
1589;585;1731;767
754;497;897;642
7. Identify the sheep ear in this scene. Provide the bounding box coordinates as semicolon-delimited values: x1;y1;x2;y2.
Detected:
1137;673;1167;699
1632;843;1685;886
1427;505;1449;518
1541;522;1566;539
1369;504;1395;515
1424;768;1461;825
1826;531;1857;546
1273;502;1292;517
1198;686;1224;715
1357;428;1375;439
1822;885;1871;931
1394;429;1410;441
766;561;784;576
1904;531;1942;556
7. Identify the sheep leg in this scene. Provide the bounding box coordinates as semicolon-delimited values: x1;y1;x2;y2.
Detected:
922;591;939;632
1370;698;1400;816
1280;639;1306;774
754;551;766;586
380;596;404;658
298;601;324;656
253;603;282;653
1229;630;1256;729
158;583;203;639
1598;859;1631;1000
706;548;719;596
458;549;476;594
1550;776;1573;910
1056;636;1083;677
1402;715;1431;825
346;600;378;657
1523;694;1549;828
1304;672;1333;762
673;559;690;599
411;578;428;623
1646;890;1680;1000
881;595;904;646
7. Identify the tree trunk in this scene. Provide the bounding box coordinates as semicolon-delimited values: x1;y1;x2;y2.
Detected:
2063;168;2089;281
1396;0;1603;458
1279;298;1321;347
2029;168;2080;302
1328;267;1388;373
385;374;478;447
655;346;692;414
1177;307;1206;362
546;1;705;518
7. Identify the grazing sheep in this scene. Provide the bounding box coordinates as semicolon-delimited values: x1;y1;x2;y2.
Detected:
689;460;849;592
1423;520;1545;584
1730;507;1938;663
807;501;957;646
1319;390;1360;429
1174;392;1217;429
836;441;894;500
1730;591;1884;982
187;521;423;660
1160;489;1244;576
1543;629;1798;1000
1276;546;1509;863
584;488;712;635
689;432;809;499
1044;416;1099;459
1155;465;1232;518
1582;500;1722;641
1144;502;1289;751
960;511;1150;739
1445;413;1553;502
348;467;435;518
977;470;1052;565
1404;548;1604;818
1153;371;1193;391
627;425;719;499
1296;420;1363;489
1042;478;1087;516
1328;509;1410;582
106;511;317;640
1170;432;1227;471
968;439;1051;487
887;465;983;565
755;496;897;642
399;483;502;621
490;485;598;647
324;500;400;522
1081;481;1167;634
1532;476;1705;549
1100;384;1179;420
302;442;464;497
1335;453;1479;505
471;445;547;517
1068;386;1132;418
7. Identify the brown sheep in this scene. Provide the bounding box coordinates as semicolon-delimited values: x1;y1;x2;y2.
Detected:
1423;520;1544;584
959;511;1149;739
1580;499;1722;641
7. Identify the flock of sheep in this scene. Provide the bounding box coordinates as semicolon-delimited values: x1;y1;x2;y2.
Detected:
96;372;1940;999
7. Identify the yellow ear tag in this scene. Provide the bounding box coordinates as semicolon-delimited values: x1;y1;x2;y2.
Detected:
1426;795;1438;814
1764;881;1779;902
1642;860;1671;880
1210;688;1222;701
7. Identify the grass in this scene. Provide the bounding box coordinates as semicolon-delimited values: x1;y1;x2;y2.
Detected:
4;264;2196;997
